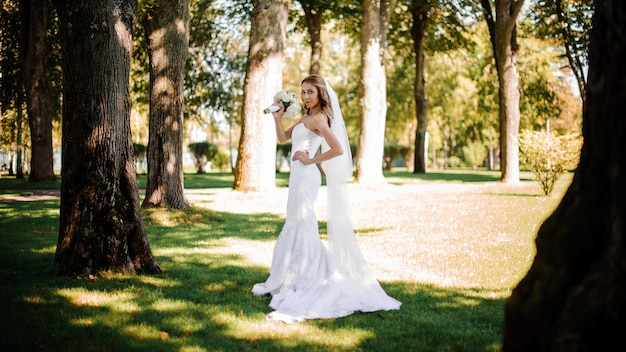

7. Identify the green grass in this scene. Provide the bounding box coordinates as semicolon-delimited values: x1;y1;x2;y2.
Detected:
0;171;291;191
0;169;571;351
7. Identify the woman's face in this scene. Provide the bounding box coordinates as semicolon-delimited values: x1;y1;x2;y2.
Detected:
301;82;319;110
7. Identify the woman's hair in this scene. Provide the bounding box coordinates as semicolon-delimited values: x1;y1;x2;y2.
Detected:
301;74;333;125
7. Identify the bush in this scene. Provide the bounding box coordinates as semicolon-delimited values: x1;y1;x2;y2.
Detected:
188;142;218;174
133;143;147;174
383;145;403;170
212;149;232;171
448;156;462;168
519;130;582;195
462;142;488;169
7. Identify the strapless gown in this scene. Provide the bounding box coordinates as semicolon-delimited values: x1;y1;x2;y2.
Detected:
252;123;401;323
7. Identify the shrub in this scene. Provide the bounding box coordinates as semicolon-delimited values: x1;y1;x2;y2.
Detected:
448;156;462;168
383;145;403;170
212;149;232;171
133;143;147;174
519;130;582;195
188;142;218;174
462;142;488;169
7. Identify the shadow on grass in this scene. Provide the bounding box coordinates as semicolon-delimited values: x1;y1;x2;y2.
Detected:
0;199;504;352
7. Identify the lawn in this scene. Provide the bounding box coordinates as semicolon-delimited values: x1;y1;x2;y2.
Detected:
0;169;571;351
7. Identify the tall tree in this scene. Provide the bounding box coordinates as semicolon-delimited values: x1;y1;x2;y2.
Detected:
408;0;471;173
20;0;56;182
233;0;288;192
409;1;429;174
54;0;161;276
1;0;24;178
141;0;191;209
297;0;326;74
503;1;626;350
15;94;25;179
479;0;525;183
356;0;395;185
527;0;592;108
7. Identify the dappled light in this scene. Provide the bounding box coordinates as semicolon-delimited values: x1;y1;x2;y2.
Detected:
0;170;567;351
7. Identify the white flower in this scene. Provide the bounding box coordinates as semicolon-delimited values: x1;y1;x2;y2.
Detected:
274;91;301;120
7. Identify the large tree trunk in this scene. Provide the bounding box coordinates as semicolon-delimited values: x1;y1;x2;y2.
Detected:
54;0;161;276
21;0;56;182
233;0;287;192
141;0;191;209
480;0;524;184
356;0;394;185
410;4;428;174
503;1;626;350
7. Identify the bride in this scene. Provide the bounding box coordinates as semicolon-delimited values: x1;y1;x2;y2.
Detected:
252;74;401;323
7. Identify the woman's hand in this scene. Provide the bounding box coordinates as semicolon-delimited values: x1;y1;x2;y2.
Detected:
292;150;310;165
271;103;284;119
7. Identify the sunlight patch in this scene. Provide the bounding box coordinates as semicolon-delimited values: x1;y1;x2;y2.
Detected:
23;295;46;304
138;275;180;288
227;319;374;348
57;288;135;309
32;245;56;254
151;298;189;311
124;324;166;340
204;283;228;292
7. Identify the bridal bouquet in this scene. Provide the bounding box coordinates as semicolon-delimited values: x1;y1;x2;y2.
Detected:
264;91;301;120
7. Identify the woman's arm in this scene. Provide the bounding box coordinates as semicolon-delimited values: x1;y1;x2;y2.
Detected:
292;113;343;165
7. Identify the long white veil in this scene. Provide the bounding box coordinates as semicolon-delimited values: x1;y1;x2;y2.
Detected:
321;83;380;287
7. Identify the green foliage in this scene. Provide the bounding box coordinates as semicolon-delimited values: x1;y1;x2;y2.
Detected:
448;155;462;168
383;145;410;170
188;142;218;174
523;0;592;72
519;130;582;195
462;141;487;169
211;148;232;171
132;143;147;159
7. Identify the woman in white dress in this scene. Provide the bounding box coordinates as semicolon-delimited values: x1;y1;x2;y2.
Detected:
252;74;401;323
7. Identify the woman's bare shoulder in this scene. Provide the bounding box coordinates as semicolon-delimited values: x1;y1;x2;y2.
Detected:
308;113;330;128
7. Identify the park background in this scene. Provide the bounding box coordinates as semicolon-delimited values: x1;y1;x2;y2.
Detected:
0;0;601;351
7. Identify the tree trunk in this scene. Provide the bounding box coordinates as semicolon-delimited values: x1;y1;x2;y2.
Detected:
300;1;323;75
15;95;24;179
21;0;56;182
141;0;191;209
503;1;626;350
410;4;428;174
54;0;161;276
233;0;287;192
496;43;520;183
356;0;391;185
480;0;524;184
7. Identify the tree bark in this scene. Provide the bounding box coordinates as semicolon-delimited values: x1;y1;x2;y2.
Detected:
356;0;392;185
54;0;161;276
503;1;626;350
15;95;24;179
20;0;56;182
299;1;323;75
480;0;524;184
410;4;428;174
233;0;287;192
141;0;191;209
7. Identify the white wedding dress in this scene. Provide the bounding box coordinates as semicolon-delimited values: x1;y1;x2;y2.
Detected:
252;122;401;323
